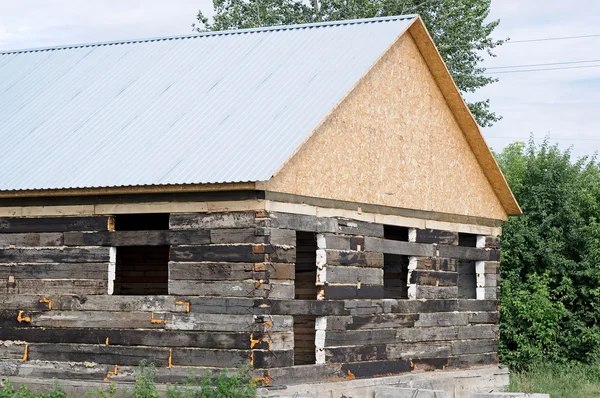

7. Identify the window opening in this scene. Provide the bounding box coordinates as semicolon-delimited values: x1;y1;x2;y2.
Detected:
113;213;170;295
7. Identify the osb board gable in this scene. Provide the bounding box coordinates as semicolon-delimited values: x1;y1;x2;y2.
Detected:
266;33;508;221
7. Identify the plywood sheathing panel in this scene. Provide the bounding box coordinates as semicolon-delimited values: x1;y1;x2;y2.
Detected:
267;24;512;221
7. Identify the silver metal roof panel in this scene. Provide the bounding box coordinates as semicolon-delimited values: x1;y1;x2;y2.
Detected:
0;15;415;191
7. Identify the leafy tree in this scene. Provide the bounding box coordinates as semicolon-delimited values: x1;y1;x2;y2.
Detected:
193;0;504;127
496;138;600;369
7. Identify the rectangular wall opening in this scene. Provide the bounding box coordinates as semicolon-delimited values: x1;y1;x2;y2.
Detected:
293;315;317;365
294;231;317;365
113;213;170;295
383;225;409;299
295;231;317;300
457;233;477;299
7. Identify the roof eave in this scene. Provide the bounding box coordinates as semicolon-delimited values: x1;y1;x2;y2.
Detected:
407;17;522;217
0;181;262;198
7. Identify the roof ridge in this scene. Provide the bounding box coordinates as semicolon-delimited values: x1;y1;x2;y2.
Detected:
0;15;416;55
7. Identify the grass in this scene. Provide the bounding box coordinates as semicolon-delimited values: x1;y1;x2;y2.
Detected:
508;362;600;398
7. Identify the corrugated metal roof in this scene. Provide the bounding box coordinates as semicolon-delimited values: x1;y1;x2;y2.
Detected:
0;15;415;192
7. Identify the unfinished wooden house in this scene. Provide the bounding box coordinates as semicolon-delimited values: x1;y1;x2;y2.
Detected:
0;15;521;391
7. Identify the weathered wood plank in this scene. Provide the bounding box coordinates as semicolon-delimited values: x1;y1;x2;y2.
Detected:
319;314;419;331
28;343;171;366
320;285;383;300
252;349;294;368
168;262;253;281
168;280;256;296
319;266;383;285
341;360;413;378
165;313;293;332
0;216;111;233
210;228;267;244
267;212;337;233
415;257;457;272
0;233;64;248
170;244;294;263
0;279;107;295
337;219;384;237
172;348;250;367
169;212;257;230
0;263;107;279
324;344;387;363
415;229;458;245
0;247;110;263
0;328;280;349
438;245;500;261
316;234;364;251
318;250;384;268
363;238;434;257
63;230;210;246
409;271;458;287
414;286;458;300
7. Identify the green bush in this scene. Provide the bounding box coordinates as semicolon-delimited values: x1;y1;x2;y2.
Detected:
496;139;600;369
508;362;600;398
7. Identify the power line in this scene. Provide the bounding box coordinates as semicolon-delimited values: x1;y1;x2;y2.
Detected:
486;136;600;141
487;59;600;70
507;34;600;44
484;64;600;74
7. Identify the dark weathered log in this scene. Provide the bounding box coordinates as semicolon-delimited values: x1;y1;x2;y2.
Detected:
325;344;388;363
168;280;257;297
0;328;255;349
210;228;267;244
341;360;413;378
252;349;294;368
165;313;293;332
64;230;210;246
172;348;251;367
320;250;384;268
168;262;253;281
337;219;384;237
415;257;457;272
320;285;383;300
320;266;383;285
363;238;434;257
27;343;171;366
0;216;111;233
415;229;458;245
0;279;107;295
438;245;500;261
0;233;64;247
267;212;337;233
169;212;257;230
170;245;294;263
317;234;364;251
0;263;107;280
414;286;458;300
0;247;110;263
321;314;419;331
409;271;458;287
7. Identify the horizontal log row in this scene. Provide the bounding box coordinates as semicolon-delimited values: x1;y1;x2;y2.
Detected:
323;324;499;346
323;339;498;363
0;294;496;315
169;244;294;263
0;247;110;263
0;342;291;368
0;310;293;332
363;237;500;261
318;311;498;331
0;263;107;279
0;216;112;233
0;353;497;385
168;262;294;281
0;279;108;295
0;328;291;350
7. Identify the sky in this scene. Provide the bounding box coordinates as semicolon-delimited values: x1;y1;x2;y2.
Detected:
0;1;599;159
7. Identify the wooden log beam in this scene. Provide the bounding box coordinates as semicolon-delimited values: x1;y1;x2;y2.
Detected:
0;216;112;233
63;231;210;246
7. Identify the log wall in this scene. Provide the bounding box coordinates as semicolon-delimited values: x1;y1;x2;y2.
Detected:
0;207;501;385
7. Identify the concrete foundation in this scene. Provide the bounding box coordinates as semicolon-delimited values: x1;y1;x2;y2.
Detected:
258;366;510;398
